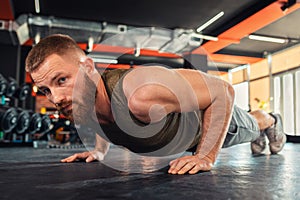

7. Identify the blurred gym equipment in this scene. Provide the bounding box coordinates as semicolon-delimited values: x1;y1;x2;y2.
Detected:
0;74;7;96
0;74;30;101
5;77;17;98
27;112;42;134
0;106;18;133
39;114;52;134
13;84;31;101
14;109;30;134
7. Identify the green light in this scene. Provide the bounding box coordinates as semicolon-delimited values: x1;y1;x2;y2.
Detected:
1;95;5;105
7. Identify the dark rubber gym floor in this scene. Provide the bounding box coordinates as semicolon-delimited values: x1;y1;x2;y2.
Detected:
0;142;299;200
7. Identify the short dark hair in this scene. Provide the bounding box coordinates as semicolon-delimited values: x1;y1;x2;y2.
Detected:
25;34;84;73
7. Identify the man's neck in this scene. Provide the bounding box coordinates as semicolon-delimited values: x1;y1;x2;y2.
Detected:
94;77;114;124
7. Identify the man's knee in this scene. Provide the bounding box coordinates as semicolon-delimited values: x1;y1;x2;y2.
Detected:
249;110;275;130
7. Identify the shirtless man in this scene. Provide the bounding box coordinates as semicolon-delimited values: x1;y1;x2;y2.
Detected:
25;34;286;175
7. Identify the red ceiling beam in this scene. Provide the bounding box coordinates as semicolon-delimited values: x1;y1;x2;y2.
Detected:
92;44;180;58
193;1;300;55
208;54;264;65
0;0;14;20
96;63;136;69
24;40;181;58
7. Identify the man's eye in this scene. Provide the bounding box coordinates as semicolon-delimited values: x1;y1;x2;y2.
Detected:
40;88;51;95
58;77;66;84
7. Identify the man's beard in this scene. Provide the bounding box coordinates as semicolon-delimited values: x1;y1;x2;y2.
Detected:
59;70;98;126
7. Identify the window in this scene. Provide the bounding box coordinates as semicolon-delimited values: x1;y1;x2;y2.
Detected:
273;77;281;114
273;69;300;136
233;81;249;111
282;74;294;135
296;71;300;135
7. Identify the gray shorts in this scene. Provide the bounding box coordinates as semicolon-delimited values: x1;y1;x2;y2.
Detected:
222;105;260;148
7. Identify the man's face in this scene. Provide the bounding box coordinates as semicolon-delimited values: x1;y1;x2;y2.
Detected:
31;53;96;123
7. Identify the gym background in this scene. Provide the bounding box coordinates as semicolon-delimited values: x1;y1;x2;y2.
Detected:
0;0;300;199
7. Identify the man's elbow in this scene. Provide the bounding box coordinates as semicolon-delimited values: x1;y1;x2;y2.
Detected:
128;95;151;120
214;81;235;108
224;82;235;107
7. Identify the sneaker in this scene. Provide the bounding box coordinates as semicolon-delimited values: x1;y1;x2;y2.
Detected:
266;113;287;154
251;131;266;155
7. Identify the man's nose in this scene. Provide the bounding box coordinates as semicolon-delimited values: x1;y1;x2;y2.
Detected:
50;89;66;105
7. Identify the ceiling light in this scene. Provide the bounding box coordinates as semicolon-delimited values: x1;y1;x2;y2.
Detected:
193;34;218;41
87;37;94;53
196;11;224;32
248;34;287;44
89;55;118;64
34;32;41;44
89;54;118;64
32;85;38;93
34;0;40;13
91;58;118;64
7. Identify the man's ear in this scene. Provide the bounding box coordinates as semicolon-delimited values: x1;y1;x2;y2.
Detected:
81;57;95;74
80;57;101;83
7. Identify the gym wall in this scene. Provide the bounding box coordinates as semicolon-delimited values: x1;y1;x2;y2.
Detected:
219;44;300;111
0;44;21;81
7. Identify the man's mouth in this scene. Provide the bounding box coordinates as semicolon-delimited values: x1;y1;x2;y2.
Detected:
60;104;72;115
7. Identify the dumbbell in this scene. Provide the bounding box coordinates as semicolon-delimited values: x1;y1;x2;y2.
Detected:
0;74;7;96
0;75;31;101
5;77;17;98
14;84;31;101
0;106;18;133
6;78;31;101
14;109;30;134
27;112;42;134
39;114;52;134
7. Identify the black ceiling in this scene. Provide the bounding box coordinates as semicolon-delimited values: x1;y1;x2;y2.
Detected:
219;7;300;57
11;0;266;31
3;0;300;68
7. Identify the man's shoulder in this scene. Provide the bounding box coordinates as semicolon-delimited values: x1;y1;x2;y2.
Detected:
103;68;131;78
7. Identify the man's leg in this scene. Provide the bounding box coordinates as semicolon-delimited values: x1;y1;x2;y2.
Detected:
222;105;261;148
222;106;286;155
249;110;275;130
249;110;287;154
249;110;274;154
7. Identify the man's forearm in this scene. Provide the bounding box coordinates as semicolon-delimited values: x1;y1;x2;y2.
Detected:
195;84;234;163
94;134;110;155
